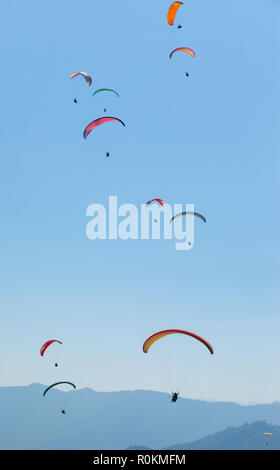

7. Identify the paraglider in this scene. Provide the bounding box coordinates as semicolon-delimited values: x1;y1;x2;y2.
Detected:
143;329;213;355
83;116;125;140
70;71;92;87
263;432;274;446
43;381;76;397
74;99;78;103
171;392;179;403
167;2;183;26
146;198;164;207
43;382;76;416
106;151;110;157
92;88;120;99
169;47;195;59
40;340;62;357
146;199;164;222
170;211;206;224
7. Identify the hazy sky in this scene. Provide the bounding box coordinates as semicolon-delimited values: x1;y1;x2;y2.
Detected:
0;0;279;405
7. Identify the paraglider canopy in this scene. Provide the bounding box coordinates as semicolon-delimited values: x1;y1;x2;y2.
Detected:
146;198;164;207
43;381;76;397
143;329;213;355
167;2;183;26
92;88;120;98
70;71;92;87
40;340;62;357
170;211;206;224
83;116;125;140
169;47;195;59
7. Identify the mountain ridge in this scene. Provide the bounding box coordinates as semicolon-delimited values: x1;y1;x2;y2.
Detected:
0;384;280;449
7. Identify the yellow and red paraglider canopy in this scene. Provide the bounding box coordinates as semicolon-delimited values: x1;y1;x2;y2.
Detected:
143;329;213;355
169;47;195;59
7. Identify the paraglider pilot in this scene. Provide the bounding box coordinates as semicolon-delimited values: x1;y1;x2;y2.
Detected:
171;392;179;403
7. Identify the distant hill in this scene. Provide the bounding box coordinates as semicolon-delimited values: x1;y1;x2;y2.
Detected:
164;420;280;450
126;445;151;450
0;384;280;449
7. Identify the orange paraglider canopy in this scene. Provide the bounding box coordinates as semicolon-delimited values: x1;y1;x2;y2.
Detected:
167;2;183;26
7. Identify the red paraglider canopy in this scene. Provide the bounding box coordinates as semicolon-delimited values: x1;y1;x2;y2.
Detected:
83;116;125;140
40;340;62;357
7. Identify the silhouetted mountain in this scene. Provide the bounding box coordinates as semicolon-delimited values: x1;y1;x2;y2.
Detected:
164;420;280;450
126;445;151;450
0;384;280;449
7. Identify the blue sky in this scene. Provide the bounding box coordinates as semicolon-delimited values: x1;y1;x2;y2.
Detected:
0;0;279;404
